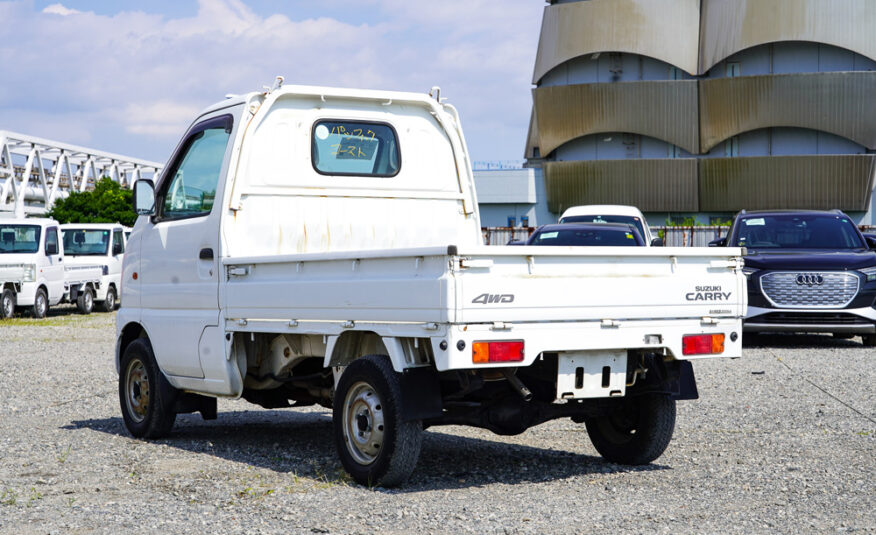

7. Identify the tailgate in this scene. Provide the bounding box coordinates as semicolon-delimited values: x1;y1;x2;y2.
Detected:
452;246;746;324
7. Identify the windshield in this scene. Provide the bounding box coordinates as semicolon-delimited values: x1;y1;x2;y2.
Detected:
560;215;647;240
734;214;865;249
62;229;110;255
0;225;41;254
530;227;642;246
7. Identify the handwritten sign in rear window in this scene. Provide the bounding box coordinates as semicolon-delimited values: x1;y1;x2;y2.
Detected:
312;120;400;177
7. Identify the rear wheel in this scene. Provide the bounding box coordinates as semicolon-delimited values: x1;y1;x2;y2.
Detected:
76;288;93;314
584;393;676;465
1;288;15;319
100;287;117;313
32;288;48;319
333;355;422;487
119;338;177;438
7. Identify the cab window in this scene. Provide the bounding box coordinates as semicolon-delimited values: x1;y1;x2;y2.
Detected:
159;115;233;220
312;120;400;177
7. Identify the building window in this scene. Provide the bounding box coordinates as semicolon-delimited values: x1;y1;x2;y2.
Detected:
726;62;741;77
724;136;740;157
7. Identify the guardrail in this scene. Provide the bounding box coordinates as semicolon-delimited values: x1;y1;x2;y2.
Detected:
484;225;876;247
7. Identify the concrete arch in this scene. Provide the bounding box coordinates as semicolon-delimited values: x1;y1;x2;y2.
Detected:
699;0;876;74
532;0;700;84
699;71;876;152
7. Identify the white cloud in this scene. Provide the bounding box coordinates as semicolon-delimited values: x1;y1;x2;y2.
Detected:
0;0;543;162
41;3;80;16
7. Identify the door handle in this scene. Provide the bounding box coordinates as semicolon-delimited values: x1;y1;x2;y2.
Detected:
199;248;214;260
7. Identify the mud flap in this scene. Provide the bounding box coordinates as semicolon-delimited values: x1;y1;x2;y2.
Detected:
673;361;699;400
398;367;443;421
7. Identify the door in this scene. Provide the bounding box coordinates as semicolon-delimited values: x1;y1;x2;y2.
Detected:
42;226;65;303
139;112;238;378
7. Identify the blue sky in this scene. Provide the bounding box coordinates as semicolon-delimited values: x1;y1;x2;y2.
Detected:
0;0;544;164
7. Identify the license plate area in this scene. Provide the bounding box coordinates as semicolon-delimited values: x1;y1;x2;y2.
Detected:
557;350;627;399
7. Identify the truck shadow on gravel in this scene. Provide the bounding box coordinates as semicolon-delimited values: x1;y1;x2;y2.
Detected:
65;410;666;491
742;332;869;349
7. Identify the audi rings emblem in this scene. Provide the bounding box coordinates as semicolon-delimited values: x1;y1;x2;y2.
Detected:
795;274;824;286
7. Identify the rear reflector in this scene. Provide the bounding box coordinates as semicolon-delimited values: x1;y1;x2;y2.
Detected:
472;341;524;363
682;333;725;356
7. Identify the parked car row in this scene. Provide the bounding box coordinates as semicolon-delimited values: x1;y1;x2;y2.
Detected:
521;204;876;346
0;217;126;318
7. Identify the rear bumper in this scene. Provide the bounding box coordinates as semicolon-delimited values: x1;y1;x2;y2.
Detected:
437;316;744;372
744;305;876;333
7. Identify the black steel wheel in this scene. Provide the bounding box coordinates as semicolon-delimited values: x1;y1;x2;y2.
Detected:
333;355;422;487
32;288;48;319
76;288;94;314
584;393;676;465
119;338;177;438
0;288;15;319
100;287;117;313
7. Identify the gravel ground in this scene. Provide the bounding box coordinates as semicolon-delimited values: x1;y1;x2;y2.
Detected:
1;308;874;534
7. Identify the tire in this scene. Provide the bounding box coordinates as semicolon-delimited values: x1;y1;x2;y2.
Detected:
832;333;854;340
32;288;48;319
76;288;94;315
0;288;15;319
584;393;676;465
119;338;178;438
333;355;422;487
100;287;117;313
862;334;876;347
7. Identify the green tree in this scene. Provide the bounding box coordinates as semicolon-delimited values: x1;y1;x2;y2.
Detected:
47;177;137;227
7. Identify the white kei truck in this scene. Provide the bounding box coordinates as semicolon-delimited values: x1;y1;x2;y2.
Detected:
117;82;747;487
60;223;127;313
0;217;65;318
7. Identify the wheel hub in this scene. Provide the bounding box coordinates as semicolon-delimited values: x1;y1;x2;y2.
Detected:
342;382;385;465
125;359;150;423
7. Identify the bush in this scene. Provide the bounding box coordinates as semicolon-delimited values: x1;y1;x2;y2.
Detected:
47;177;136;227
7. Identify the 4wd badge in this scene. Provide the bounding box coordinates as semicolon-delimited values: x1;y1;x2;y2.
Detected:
472;293;515;304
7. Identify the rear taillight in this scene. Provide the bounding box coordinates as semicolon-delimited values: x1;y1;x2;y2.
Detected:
472;341;524;363
682;334;725;355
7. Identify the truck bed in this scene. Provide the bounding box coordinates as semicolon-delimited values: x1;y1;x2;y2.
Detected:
221;244;746;332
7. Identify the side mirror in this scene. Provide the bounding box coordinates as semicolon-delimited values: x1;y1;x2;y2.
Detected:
650;237;664;247
709;237;727;247
863;234;876;250
134;179;156;216
46;242;58;255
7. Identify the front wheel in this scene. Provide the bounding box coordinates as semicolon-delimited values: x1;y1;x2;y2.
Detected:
1;288;15;319
584;393;676;465
119;338;177;438
333;355;422;487
76;288;93;314
100;287;117;313
32;288;48;319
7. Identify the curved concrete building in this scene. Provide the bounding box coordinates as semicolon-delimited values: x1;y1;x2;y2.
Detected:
528;0;876;222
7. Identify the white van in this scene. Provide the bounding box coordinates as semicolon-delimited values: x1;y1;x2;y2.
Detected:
559;205;661;246
61;223;126;313
0;218;65;318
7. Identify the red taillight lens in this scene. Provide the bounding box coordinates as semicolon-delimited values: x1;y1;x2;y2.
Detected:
472;341;524;363
682;334;725;355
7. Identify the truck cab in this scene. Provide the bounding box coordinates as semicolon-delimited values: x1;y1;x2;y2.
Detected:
0;217;65;318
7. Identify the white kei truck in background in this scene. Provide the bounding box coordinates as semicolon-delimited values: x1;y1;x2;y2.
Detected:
117;82;747;487
61;223;127;313
0;218;65;318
